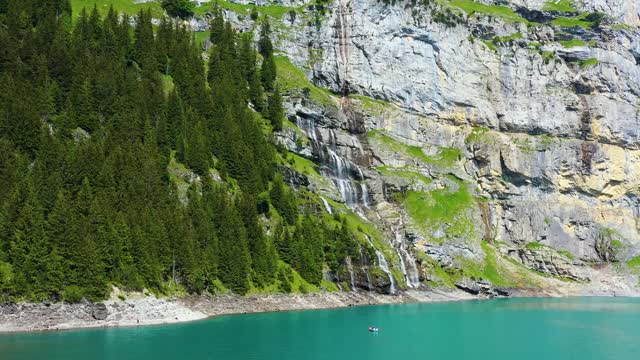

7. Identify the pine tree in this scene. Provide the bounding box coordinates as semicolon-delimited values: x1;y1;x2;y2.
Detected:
0;4;352;301
134;10;157;70
211;186;251;294
260;51;276;92
161;0;195;19
258;19;276;91
239;195;276;286
8;177;50;300
106;213;136;287
267;86;284;131
73;178;108;300
238;34;265;111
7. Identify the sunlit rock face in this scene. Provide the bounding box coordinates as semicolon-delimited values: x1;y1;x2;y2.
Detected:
222;0;640;293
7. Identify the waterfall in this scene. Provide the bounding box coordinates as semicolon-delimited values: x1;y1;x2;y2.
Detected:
361;183;369;207
396;246;408;285
365;235;396;294
376;250;397;294
345;256;357;291
298;117;318;142
400;246;420;287
393;228;420;288
356;166;369;207
295;0;370;210
296;119;369;209
335;0;352;95
320;197;333;214
359;244;373;291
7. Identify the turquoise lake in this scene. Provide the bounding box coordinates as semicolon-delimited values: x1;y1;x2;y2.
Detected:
1;297;639;359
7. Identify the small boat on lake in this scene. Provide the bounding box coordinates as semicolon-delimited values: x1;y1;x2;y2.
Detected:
368;326;379;332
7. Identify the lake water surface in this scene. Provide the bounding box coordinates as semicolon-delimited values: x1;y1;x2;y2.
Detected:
1;297;639;360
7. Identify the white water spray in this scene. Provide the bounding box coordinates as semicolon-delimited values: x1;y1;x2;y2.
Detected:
365;235;396;294
345;256;357;292
320;197;333;214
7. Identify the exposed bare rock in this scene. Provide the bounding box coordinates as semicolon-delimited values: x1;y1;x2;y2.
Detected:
513;247;590;281
92;303;109;321
217;0;640;295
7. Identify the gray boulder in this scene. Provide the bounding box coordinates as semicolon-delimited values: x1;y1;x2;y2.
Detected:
92;303;109;321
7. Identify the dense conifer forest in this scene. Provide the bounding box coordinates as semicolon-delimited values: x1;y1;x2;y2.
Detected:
0;0;358;302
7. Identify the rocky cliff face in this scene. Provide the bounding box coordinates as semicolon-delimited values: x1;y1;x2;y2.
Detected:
223;0;640;295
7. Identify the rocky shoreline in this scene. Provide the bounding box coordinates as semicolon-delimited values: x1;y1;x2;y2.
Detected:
2;276;639;334
0;289;475;333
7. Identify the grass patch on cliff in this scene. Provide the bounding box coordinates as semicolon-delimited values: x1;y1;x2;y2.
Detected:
421;243;549;289
368;130;462;168
551;13;600;29
320;278;341;292
557;250;575;260
349;94;390;108
579;58;599;68
377;166;433;185
480;242;509;286
454;242;515;287
627;256;640;269
467;242;558;287
542;0;577;12
448;0;528;24
275;56;335;107
559;39;587;48
493;32;523;45
465;127;492;144
480;39;497;52
526;242;575;260
349;94;392;115
280;152;319;177
541;50;556;63
194;0;301;19
525;241;546;250
610;24;635;31
418;252;461;288
403;176;475;242
71;0;163;18
484;32;523;50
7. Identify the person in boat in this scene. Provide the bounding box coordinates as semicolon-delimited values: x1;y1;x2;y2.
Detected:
368;326;379;332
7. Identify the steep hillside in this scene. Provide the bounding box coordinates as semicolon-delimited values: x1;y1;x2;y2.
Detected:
214;0;640;295
1;0;639;303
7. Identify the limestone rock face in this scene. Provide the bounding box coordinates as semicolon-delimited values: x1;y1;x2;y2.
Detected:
512;247;589;281
221;0;640;293
303;0;639;146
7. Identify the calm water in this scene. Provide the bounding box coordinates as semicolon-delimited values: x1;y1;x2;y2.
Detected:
1;297;639;360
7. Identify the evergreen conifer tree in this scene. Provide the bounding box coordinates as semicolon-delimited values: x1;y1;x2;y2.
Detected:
267;86;284;131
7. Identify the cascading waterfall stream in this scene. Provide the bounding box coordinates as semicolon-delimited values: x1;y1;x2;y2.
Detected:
358;244;373;291
393;225;420;288
345;256;357;292
296;119;369;210
320;197;333;214
297;118;410;293
335;0;351;95
396;243;409;286
400;246;420;287
365;235;396;294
